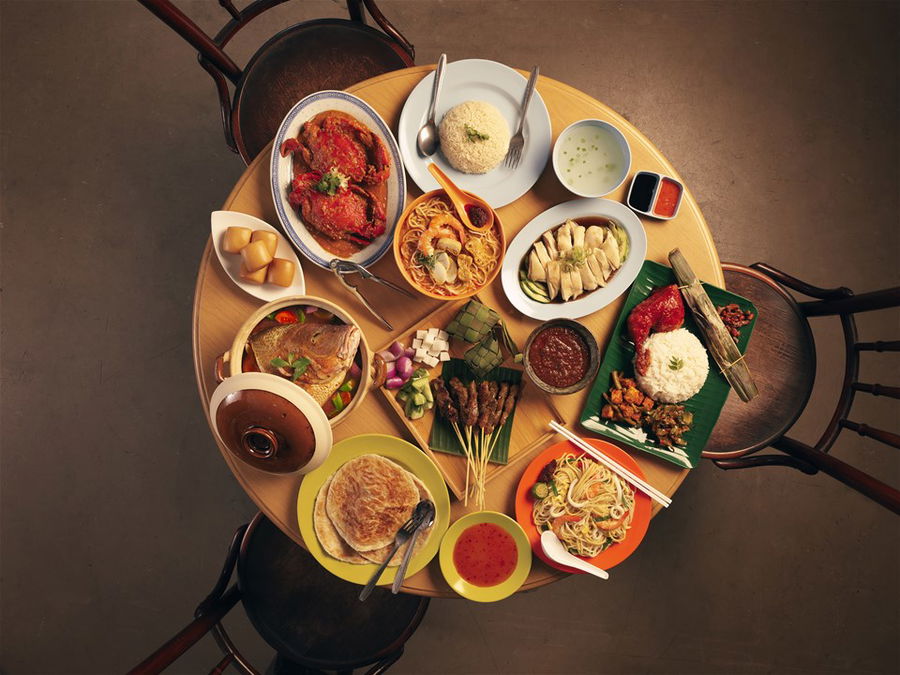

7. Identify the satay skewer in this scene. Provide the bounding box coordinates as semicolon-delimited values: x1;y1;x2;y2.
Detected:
486;383;520;463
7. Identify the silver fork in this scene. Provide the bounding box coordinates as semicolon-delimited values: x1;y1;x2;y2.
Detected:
358;501;430;601
504;65;540;170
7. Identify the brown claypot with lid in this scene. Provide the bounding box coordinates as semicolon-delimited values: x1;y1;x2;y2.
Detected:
209;372;333;474
215;295;373;427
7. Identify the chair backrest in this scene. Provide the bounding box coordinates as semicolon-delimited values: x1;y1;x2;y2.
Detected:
137;0;414;159
748;262;900;513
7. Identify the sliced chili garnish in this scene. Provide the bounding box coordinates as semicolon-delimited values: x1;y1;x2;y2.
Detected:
274;310;299;324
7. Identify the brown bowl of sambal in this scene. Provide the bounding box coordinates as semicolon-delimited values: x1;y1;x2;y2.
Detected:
523;319;600;395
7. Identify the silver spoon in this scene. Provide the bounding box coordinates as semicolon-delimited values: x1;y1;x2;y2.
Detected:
391;500;435;594
416;53;447;157
359;500;432;601
540;530;609;580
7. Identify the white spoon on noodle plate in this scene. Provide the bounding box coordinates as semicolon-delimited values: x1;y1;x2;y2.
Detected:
540;530;609;580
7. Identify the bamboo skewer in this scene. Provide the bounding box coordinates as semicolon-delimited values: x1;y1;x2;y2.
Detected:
450;421;471;506
668;248;758;402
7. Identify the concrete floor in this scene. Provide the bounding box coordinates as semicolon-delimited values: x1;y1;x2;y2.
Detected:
1;1;898;673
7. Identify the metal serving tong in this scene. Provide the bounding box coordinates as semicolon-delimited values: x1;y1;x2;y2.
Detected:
329;259;415;331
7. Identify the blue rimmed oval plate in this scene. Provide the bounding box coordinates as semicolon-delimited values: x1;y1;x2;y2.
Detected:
270;91;406;269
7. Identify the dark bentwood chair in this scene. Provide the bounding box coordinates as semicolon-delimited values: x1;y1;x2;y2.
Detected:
137;0;415;163
130;513;429;674
702;262;900;515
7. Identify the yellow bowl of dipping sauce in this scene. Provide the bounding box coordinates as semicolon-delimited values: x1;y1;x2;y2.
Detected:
552;119;631;198
438;511;532;602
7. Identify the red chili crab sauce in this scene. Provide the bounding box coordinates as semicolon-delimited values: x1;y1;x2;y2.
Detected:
452;522;518;587
653;178;681;218
528;326;589;389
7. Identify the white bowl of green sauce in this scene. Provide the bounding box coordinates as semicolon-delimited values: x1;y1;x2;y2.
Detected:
552;119;631;198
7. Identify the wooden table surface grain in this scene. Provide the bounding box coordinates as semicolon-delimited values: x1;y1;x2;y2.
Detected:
192;66;723;597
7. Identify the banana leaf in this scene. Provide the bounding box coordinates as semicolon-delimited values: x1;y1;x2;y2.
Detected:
429;358;521;465
579;260;757;468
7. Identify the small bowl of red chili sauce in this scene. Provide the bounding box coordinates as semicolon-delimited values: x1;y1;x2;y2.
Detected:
439;511;532;601
626;170;684;220
523;319;600;395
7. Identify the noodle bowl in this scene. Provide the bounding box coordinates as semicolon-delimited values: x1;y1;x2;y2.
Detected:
393;190;504;299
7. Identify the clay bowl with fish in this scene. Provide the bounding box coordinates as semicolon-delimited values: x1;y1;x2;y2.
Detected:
215;295;374;427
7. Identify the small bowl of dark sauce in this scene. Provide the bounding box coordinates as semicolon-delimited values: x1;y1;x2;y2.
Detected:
626;171;684;220
523;319;600;395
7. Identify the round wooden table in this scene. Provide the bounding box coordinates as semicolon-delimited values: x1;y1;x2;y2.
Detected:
192;66;723;597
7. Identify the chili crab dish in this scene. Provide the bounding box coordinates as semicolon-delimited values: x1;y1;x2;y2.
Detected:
281;110;389;257
271;92;406;269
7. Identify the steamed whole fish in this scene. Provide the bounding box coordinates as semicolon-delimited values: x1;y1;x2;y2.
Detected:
249;322;361;405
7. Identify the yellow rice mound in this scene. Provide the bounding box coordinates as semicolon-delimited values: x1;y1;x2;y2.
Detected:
439;101;510;174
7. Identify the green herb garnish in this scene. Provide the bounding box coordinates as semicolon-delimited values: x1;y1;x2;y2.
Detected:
668;356;684;371
313;170;345;196
415;251;438;270
271;352;312;381
561;245;589;270
464;124;489;142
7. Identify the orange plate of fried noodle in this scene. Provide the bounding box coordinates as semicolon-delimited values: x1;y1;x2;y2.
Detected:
393;190;505;300
515;438;651;573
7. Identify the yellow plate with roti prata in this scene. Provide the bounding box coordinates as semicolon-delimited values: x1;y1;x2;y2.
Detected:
297;433;450;585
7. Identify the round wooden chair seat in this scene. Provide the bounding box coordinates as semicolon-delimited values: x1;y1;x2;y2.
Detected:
702;264;816;458
234;19;413;162
237;514;428;671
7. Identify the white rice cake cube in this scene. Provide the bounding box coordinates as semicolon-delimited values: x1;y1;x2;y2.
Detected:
414;348;428;362
439;351;450;361
437;329;449;341
423;354;439;367
412;338;423;349
416;329;427;340
426;327;440;338
431;339;448;353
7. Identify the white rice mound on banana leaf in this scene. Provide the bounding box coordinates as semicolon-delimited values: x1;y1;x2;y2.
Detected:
439;101;510;174
636;328;709;403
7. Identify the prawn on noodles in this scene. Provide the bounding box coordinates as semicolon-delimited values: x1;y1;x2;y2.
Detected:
398;196;502;297
532;452;635;557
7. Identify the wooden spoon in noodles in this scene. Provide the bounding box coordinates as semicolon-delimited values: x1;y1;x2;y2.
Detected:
427;163;495;232
540;530;609;580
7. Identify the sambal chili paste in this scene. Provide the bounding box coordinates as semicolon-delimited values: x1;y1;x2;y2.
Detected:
528;325;589;388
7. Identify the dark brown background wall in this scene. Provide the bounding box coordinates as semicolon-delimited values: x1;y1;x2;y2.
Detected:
1;1;897;673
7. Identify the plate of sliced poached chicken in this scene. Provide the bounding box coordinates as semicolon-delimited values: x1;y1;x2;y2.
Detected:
500;198;647;320
297;433;450;585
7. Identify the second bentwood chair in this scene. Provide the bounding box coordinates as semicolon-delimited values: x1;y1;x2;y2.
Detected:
701;262;900;515
137;0;415;164
130;513;429;674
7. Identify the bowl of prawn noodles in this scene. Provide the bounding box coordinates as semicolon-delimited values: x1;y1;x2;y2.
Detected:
393;190;505;300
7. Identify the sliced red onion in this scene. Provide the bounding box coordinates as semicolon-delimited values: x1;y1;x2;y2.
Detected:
396;356;413;380
385;362;396;379
389;341;405;357
385;376;405;389
376;349;397;363
304;306;319;314
349;362;361;378
404;347;416;359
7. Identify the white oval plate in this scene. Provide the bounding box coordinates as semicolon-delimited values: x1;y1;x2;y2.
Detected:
398;59;552;208
211;210;306;301
500;198;647;320
270;91;406;269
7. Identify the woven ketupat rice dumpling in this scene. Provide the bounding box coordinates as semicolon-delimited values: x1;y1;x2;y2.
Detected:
445;300;499;344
